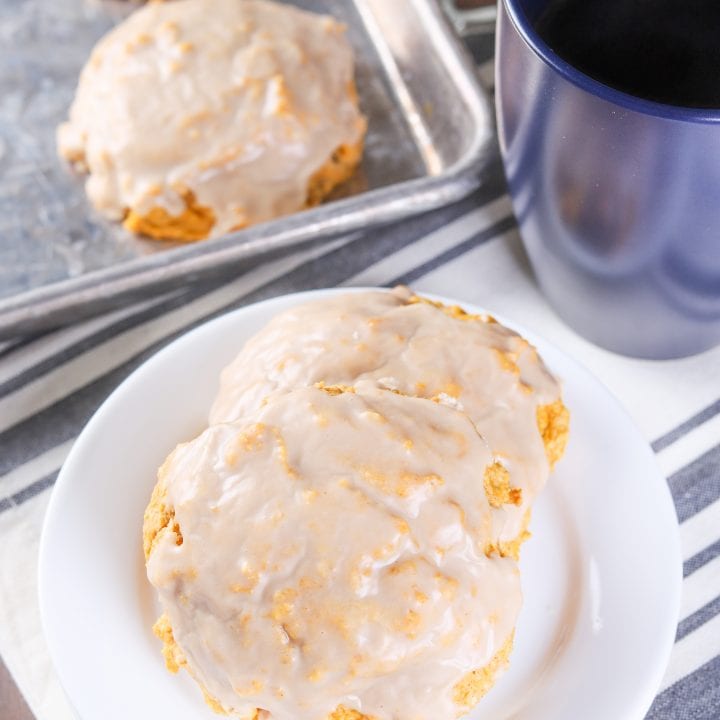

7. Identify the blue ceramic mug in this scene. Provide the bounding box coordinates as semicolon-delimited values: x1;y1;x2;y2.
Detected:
496;0;720;359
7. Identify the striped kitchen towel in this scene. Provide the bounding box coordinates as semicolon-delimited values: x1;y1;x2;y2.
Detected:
1;175;719;719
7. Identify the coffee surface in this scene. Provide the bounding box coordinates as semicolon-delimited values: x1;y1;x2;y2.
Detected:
534;0;720;108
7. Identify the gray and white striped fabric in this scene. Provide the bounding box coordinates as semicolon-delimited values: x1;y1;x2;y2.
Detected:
1;39;720;720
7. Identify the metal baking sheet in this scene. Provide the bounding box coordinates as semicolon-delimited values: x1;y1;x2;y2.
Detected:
0;0;494;337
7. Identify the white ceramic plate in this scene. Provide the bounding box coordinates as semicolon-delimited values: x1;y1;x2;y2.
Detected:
39;289;681;720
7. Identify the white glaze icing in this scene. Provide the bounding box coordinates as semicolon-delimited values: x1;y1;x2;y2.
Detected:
58;0;365;236
210;288;562;546
147;386;521;720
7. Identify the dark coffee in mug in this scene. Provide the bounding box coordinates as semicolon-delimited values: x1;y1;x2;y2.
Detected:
534;0;720;108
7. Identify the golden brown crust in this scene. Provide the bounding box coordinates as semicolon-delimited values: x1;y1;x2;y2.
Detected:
483;461;522;509
143;481;173;561
125;189;217;242
152;613;187;675
406;293;497;324
484;509;532;561
537;398;570;469
305;80;365;210
486;399;568;560
305;136;365;207
314;381;357;396
452;632;514;710
143;450;186;560
328;707;377;720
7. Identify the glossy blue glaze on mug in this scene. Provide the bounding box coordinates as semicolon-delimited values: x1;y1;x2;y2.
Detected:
496;0;720;358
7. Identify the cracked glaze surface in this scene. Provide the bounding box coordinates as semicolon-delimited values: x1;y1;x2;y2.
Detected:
210;288;564;548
